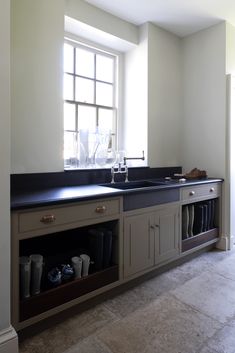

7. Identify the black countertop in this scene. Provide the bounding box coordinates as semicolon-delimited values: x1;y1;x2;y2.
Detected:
11;178;223;210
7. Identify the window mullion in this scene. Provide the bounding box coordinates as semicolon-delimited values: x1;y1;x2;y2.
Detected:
96;107;99;129
76;104;79;133
94;54;96;105
73;47;76;101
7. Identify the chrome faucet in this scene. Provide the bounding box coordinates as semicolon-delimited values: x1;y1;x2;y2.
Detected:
123;150;145;165
111;163;128;183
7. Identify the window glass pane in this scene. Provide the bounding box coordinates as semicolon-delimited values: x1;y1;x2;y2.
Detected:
98;108;113;131
78;105;96;131
64;103;76;131
64;74;74;100
75;77;94;104
64;43;74;73
96;55;114;83
64;131;78;165
76;47;94;78
96;82;113;107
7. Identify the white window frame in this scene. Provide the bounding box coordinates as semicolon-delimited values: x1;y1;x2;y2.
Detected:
63;35;122;169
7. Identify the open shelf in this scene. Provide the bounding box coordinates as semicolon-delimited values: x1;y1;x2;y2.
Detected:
18;219;120;322
20;264;119;321
182;228;218;252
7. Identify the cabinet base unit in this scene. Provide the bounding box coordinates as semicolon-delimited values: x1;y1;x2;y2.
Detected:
11;181;223;330
181;193;220;253
11;197;122;330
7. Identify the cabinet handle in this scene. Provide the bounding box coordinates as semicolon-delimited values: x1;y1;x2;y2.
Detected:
150;225;159;230
210;187;215;192
189;191;195;196
40;214;56;224
95;205;107;213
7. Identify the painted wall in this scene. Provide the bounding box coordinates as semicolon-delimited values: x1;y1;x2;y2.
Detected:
11;0;64;173
0;0;11;332
181;22;226;177
147;23;182;167
65;0;138;46
226;22;235;74
0;0;18;352
123;24;148;163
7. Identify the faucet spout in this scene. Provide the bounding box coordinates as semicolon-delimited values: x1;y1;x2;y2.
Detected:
123;150;145;166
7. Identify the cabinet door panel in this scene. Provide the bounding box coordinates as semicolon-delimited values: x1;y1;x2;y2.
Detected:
155;205;179;264
124;213;154;278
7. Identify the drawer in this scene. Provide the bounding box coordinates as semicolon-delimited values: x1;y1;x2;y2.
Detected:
17;198;120;234
180;183;221;202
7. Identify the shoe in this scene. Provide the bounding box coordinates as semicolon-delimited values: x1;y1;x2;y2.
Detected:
48;267;61;286
61;264;74;281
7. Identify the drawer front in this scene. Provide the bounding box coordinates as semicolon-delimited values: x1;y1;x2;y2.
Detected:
181;183;220;202
18;198;120;234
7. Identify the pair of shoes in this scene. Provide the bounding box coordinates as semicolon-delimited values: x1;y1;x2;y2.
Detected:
47;264;74;286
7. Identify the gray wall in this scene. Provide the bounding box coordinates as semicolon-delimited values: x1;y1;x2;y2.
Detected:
0;0;11;333
11;0;64;173
0;1;18;352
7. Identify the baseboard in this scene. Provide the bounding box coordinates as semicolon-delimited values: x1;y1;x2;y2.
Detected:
229;235;234;250
216;235;229;251
0;326;18;353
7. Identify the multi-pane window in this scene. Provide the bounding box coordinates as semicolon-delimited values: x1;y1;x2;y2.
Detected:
63;40;117;168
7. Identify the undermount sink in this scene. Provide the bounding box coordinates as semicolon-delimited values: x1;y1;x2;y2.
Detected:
100;180;165;190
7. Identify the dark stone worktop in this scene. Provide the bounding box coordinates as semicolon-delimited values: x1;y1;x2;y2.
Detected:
11;177;223;210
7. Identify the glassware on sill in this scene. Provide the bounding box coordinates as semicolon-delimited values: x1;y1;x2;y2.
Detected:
94;129;116;167
115;150;126;165
95;146;116;167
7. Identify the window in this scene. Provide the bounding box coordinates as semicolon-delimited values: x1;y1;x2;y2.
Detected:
63;40;118;169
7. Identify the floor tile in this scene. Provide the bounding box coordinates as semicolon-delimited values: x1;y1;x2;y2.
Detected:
144;265;194;292
63;336;112;353
172;271;235;324
103;282;161;318
175;249;228;281
209;253;235;282
104;265;198;319
198;318;235;353
97;294;221;353
19;304;118;353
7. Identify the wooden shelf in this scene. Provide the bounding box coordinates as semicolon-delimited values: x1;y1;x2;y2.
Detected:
181;228;218;253
19;265;119;321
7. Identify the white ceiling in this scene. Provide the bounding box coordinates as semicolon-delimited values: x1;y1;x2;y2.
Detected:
84;0;235;37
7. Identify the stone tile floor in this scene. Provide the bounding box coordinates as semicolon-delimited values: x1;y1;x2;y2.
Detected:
19;248;235;353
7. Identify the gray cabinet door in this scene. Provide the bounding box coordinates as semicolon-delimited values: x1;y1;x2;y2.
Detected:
124;213;155;278
154;205;179;264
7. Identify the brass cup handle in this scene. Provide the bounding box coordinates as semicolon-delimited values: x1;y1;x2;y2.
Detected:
40;214;56;224
95;205;107;213
210;187;215;192
189;191;195;196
